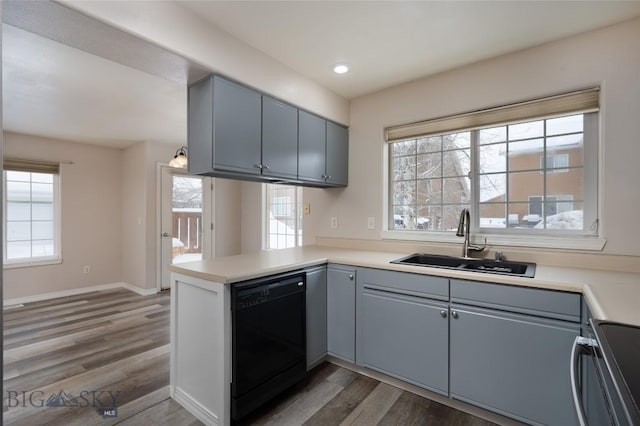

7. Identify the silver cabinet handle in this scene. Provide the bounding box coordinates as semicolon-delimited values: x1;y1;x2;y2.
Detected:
348;274;354;280
571;336;597;426
326;175;332;180
263;165;270;170
162;232;170;237
451;311;459;319
254;164;263;169
440;310;447;318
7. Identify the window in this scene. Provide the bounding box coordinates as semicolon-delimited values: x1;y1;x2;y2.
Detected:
265;184;302;249
4;163;61;265
386;88;599;243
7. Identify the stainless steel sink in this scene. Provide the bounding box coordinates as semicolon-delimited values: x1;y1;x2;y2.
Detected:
391;253;536;278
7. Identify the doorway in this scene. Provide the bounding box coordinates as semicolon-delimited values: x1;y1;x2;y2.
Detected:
158;165;214;290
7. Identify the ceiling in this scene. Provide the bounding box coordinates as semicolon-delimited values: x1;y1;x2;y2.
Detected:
182;1;640;99
3;1;640;148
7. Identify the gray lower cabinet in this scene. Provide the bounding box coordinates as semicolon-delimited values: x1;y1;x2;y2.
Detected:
305;266;327;370
359;285;449;394
327;265;356;362
449;304;580;426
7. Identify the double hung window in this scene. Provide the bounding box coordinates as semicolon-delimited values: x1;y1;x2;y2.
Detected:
386;88;600;243
264;183;302;249
3;158;61;266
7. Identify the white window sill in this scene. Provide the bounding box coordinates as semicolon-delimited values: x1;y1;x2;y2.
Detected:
381;230;606;251
3;258;63;269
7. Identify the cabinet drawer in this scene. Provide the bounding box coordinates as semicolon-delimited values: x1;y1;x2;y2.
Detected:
451;279;580;322
358;268;448;301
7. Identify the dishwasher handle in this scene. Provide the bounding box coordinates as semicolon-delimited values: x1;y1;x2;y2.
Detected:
571;336;598;426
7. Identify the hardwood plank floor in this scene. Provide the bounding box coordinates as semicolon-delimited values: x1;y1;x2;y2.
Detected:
3;289;499;426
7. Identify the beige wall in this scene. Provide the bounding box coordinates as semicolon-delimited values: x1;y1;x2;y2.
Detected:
305;17;640;256
3;132;122;300
61;0;350;126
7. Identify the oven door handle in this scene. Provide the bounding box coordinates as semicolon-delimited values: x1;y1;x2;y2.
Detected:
571;336;598;426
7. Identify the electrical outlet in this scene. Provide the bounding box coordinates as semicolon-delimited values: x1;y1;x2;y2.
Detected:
367;217;375;230
331;217;338;229
83;265;90;274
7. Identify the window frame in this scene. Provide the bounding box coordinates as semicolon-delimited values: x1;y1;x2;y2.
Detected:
3;170;62;268
383;110;604;251
263;183;302;250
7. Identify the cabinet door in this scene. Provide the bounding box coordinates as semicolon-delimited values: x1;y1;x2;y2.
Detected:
327;266;355;362
450;304;580;426
188;76;215;175
262;96;298;180
305;266;327;370
298;110;326;183
325;121;348;186
212;76;262;175
360;287;448;394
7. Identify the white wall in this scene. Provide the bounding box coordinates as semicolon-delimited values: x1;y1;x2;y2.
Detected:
3;132;122;300
61;0;350;126
305;17;640;256
215;178;242;257
240;181;263;254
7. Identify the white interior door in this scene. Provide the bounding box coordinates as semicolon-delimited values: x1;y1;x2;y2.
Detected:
159;166;214;290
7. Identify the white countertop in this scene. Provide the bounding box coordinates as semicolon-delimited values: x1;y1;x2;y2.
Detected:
169;245;640;327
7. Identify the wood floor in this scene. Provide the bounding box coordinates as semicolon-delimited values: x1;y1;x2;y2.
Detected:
3;289;497;426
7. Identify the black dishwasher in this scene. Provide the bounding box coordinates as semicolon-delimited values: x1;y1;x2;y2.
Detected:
231;271;307;421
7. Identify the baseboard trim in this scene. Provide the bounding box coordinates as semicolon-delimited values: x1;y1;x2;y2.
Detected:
3;282;158;307
173;387;219;426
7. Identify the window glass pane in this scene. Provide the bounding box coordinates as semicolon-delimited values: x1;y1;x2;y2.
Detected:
416;205;437;230
547;114;583;135
508;171;543;202
507;203;533;228
479;173;505;203
417;136;441;153
443;132;470;150
443;149;470;177
479;203;506;228
32;240;55;257
443;177;470;204
32;221;54;239
393;140;416;156
393;156;416;181
417;179;441;205
265;184;301;249
547;171;583;199
6;222;31;241
31;173;54;183
393;181;416;205
547;136;583;168
508;139;544;172
443;205;468;231
416;153;440;179
32;183;54;203
393;205;415;230
7;241;31;259
6;171;31;182
32;202;54;221
6;181;31;202
509;120;544;140
7;202;31;221
479;126;506;145
535;202;583;230
479;144;506;174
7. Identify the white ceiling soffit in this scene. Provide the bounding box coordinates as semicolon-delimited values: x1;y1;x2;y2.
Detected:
181;1;640;99
2;24;188;148
1;0;211;148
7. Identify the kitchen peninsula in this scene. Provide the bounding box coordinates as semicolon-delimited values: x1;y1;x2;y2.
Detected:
168;245;640;426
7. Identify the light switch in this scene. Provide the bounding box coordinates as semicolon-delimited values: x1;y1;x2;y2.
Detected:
303;203;311;215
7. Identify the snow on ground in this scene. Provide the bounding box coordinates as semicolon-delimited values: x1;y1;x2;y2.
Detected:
534;210;583;230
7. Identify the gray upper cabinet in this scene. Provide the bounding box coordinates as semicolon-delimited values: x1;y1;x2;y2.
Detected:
298;110;327;184
326;121;349;186
327;265;356;362
212;76;262;175
188;73;348;187
298;110;349;187
262;96;298;180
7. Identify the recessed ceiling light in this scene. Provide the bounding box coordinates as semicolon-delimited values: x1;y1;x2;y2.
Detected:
333;64;349;74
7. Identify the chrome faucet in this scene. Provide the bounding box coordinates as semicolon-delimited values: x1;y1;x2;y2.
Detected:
456;208;486;258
